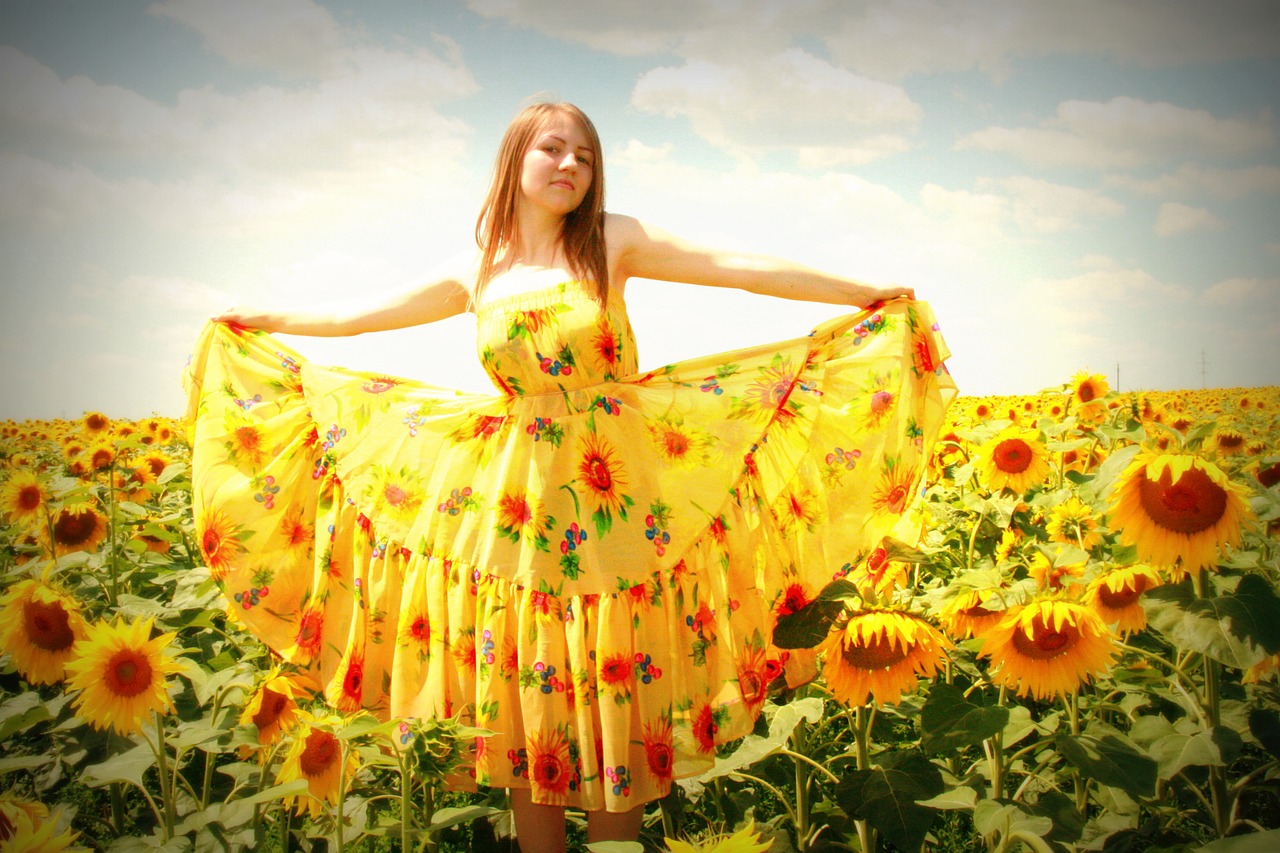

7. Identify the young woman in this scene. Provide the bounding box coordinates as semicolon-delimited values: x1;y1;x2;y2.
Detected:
194;101;955;850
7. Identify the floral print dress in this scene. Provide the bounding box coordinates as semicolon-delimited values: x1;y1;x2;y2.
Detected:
184;276;956;812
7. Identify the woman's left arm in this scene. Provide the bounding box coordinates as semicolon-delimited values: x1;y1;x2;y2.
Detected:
609;214;913;306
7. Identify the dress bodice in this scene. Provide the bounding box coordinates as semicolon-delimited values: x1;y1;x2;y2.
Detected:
475;280;638;396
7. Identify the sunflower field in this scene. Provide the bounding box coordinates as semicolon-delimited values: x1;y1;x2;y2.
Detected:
2;376;1279;853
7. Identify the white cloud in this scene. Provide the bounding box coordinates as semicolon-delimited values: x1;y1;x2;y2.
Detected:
1202;276;1260;304
977;176;1125;233
1154;202;1226;236
1044;264;1193;303
631;50;921;161
148;0;345;76
958;97;1275;170
469;0;1280;79
1106;164;1280;199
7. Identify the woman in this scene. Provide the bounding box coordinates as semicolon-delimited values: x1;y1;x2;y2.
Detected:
193;101;954;850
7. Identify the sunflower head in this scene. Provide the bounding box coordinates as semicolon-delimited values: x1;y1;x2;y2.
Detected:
1107;450;1253;573
279;711;360;818
1084;565;1162;636
0;578;88;685
0;470;49;529
51;504;108;557
820;609;951;707
979;599;1116;700
977;427;1050;494
239;671;303;753
64;617;181;735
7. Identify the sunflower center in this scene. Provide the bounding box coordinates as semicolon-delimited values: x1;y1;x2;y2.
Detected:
105;650;155;697
384;483;408;506
1097;584;1142;609
17;485;42;511
253;688;289;730
1011;618;1076;660
841;634;910;670
299;730;339;777
994;439;1032;473
870;390;894;414
202;527;222;558
54;511;96;546
533;754;564;785
1137;465;1227;534
585;457;612;491
647;742;673;774
23;599;75;652
663;431;689;456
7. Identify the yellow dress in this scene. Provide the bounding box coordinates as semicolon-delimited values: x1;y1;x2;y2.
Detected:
184;278;956;811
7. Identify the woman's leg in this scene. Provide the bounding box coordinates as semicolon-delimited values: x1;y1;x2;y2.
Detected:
509;787;566;853
586;805;645;844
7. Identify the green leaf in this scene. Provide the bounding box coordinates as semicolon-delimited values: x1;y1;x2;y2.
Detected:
1196;829;1280;853
0;691;54;741
689;698;824;787
82;742;157;788
835;749;944;852
1054;730;1157;798
915;786;978;811
1148;724;1243;780
771;598;845;649
1143;574;1280;669
0;755;53;775
920;683;1009;754
1249;707;1280;761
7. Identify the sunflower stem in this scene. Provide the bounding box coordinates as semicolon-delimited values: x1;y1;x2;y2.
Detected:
400;748;413;853
151;711;176;839
109;781;126;836
790;718;811;846
1067;690;1087;817
1195;569;1232;837
966;507;987;571
987;685;1007;799
852;703;876;853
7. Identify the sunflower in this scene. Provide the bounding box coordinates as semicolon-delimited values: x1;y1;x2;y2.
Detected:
0;470;48;529
279;711;360;818
642;716;675;784
819;610;951;707
979;599;1116;700
850;546;909;600
0;805;85;853
976;427;1049;494
576;433;632;522
64;617;181;735
50;504;108;556
196;507;247;581
81;411;111;435
939;589;1007;640
1046;497;1103;550
735;645;771;712
666;821;772;853
1083;565;1161;636
851;370;900;432
84;443;115;473
590;317;624;377
0;578;87;685
239;671;302;752
1070;371;1109;408
871;461;919;517
526;726;574;802
1107;450;1252;574
277;505;315;561
646;416;715;468
774;486;823;533
1027;552;1084;594
365;465;425;523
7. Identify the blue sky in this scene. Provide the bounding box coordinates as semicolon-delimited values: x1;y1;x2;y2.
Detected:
2;0;1278;420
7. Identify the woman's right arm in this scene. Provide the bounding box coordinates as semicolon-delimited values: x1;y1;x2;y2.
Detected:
213;254;475;336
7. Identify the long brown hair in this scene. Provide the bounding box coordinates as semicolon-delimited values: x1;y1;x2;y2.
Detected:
474;102;610;306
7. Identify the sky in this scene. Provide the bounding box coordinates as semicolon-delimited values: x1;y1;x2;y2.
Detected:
2;0;1279;421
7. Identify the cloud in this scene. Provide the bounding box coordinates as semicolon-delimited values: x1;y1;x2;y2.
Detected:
957;97;1274;169
1202;276;1260;304
148;0;345;76
469;0;1280;79
977;176;1125;233
1106;164;1280;199
630;49;921;162
1154;202;1226;236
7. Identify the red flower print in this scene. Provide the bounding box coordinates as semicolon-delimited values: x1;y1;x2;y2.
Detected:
692;703;718;754
642;719;675;783
407;614;429;646
528;728;573;801
599;652;632;689
777;583;811;617
295;607;323;660
339;655;363;711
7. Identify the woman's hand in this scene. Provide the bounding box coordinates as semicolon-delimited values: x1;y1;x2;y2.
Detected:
867;284;915;303
211;306;283;332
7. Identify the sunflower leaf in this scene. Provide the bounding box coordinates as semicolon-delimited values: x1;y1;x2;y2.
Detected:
1143;573;1280;668
920;683;1009;754
835;748;944;852
1054;729;1157;798
81;741;157;788
771;598;844;649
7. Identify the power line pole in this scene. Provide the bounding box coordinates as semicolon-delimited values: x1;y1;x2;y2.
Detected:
1200;349;1208;389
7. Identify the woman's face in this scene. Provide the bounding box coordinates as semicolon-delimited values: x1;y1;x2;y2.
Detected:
519;113;594;217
